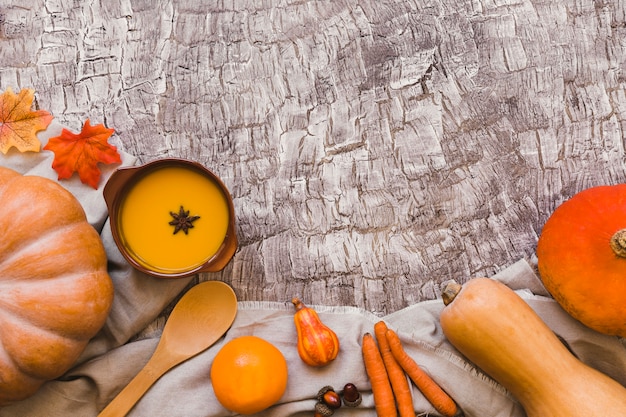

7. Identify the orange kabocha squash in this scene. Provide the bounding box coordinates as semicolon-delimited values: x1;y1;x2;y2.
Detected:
291;297;339;367
0;167;114;405
440;278;626;417
536;184;626;337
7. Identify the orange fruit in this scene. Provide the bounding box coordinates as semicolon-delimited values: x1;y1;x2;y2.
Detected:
210;335;288;414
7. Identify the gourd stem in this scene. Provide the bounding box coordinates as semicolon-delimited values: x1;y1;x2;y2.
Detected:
442;281;462;306
610;229;626;258
292;297;305;311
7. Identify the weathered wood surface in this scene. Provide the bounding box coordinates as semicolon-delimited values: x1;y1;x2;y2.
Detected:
2;0;626;316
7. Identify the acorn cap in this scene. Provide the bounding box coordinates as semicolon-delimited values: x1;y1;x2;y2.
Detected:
342;392;362;407
315;401;335;416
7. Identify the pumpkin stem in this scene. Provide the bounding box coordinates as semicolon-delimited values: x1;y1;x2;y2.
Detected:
610;229;626;258
442;280;462;306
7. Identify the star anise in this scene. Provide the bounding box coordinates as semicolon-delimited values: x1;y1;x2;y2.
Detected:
169;205;200;235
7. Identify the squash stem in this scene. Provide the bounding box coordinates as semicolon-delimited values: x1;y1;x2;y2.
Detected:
610;229;626;258
442;281;462;305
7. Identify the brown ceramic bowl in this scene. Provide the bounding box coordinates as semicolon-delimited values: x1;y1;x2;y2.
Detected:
103;158;237;278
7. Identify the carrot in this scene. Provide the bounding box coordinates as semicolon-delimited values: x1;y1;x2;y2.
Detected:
385;328;458;417
362;332;398;417
374;321;416;417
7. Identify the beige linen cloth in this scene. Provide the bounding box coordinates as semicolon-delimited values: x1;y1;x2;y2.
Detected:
2;122;626;416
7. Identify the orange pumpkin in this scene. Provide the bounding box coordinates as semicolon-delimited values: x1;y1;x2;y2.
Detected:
537;184;626;337
0;167;114;405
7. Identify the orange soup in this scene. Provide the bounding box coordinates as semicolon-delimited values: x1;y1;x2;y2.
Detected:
118;165;230;274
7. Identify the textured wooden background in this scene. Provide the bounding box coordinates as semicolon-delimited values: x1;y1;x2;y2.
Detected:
2;0;626;316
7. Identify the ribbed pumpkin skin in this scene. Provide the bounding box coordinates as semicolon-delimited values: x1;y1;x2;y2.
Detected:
440;278;626;417
0;167;114;405
537;184;626;337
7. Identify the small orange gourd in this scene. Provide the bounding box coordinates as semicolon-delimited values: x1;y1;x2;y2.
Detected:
291;297;340;367
440;278;626;417
537;184;626;337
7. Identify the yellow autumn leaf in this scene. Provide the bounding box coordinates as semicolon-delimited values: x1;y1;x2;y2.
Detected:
0;87;53;153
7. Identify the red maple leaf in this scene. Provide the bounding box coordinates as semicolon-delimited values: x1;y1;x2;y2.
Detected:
0;87;53;153
44;119;121;189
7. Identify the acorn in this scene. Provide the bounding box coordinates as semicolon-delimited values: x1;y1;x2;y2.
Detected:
322;390;342;409
341;383;362;407
316;386;335;403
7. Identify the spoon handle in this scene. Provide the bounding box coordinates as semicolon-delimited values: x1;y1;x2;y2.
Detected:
97;360;175;417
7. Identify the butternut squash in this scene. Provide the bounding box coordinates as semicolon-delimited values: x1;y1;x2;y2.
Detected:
440;277;626;416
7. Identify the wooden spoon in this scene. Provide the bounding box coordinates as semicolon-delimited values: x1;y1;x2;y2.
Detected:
97;280;238;417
